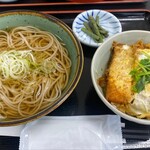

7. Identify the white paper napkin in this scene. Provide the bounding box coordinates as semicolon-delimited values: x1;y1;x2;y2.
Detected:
19;115;123;150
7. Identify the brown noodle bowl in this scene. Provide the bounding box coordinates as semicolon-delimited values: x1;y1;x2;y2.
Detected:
0;26;71;119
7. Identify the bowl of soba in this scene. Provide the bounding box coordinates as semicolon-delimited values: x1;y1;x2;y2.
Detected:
0;10;84;126
91;30;150;125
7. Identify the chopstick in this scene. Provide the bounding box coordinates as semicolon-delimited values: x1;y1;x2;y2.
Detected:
122;124;150;149
122;128;150;141
123;139;150;149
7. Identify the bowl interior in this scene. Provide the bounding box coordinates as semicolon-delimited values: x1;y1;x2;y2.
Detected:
91;30;150;125
0;10;83;126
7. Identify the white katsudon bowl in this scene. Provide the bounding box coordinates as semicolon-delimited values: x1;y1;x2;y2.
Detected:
91;30;150;125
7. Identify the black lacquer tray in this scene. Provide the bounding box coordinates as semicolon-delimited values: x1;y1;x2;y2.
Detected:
0;10;150;150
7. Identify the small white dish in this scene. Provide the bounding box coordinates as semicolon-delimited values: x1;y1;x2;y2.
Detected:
72;9;122;47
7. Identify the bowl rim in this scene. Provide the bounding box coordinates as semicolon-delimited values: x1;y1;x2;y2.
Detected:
0;9;84;126
91;30;150;125
72;9;122;47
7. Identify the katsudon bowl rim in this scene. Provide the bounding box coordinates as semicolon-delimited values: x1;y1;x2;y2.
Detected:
91;30;150;125
0;10;84;126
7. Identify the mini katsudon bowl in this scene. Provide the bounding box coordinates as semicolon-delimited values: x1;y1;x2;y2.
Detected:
0;10;84;126
91;30;150;125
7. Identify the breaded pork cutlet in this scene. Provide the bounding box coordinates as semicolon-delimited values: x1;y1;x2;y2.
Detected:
106;42;134;104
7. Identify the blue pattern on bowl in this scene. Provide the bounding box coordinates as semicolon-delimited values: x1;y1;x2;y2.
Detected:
72;9;122;47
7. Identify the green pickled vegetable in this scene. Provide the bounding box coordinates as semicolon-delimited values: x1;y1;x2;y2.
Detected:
81;28;100;42
96;15;100;25
83;22;92;32
81;15;109;43
88;16;100;36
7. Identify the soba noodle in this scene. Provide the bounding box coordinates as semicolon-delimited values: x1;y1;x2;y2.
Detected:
0;26;71;119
